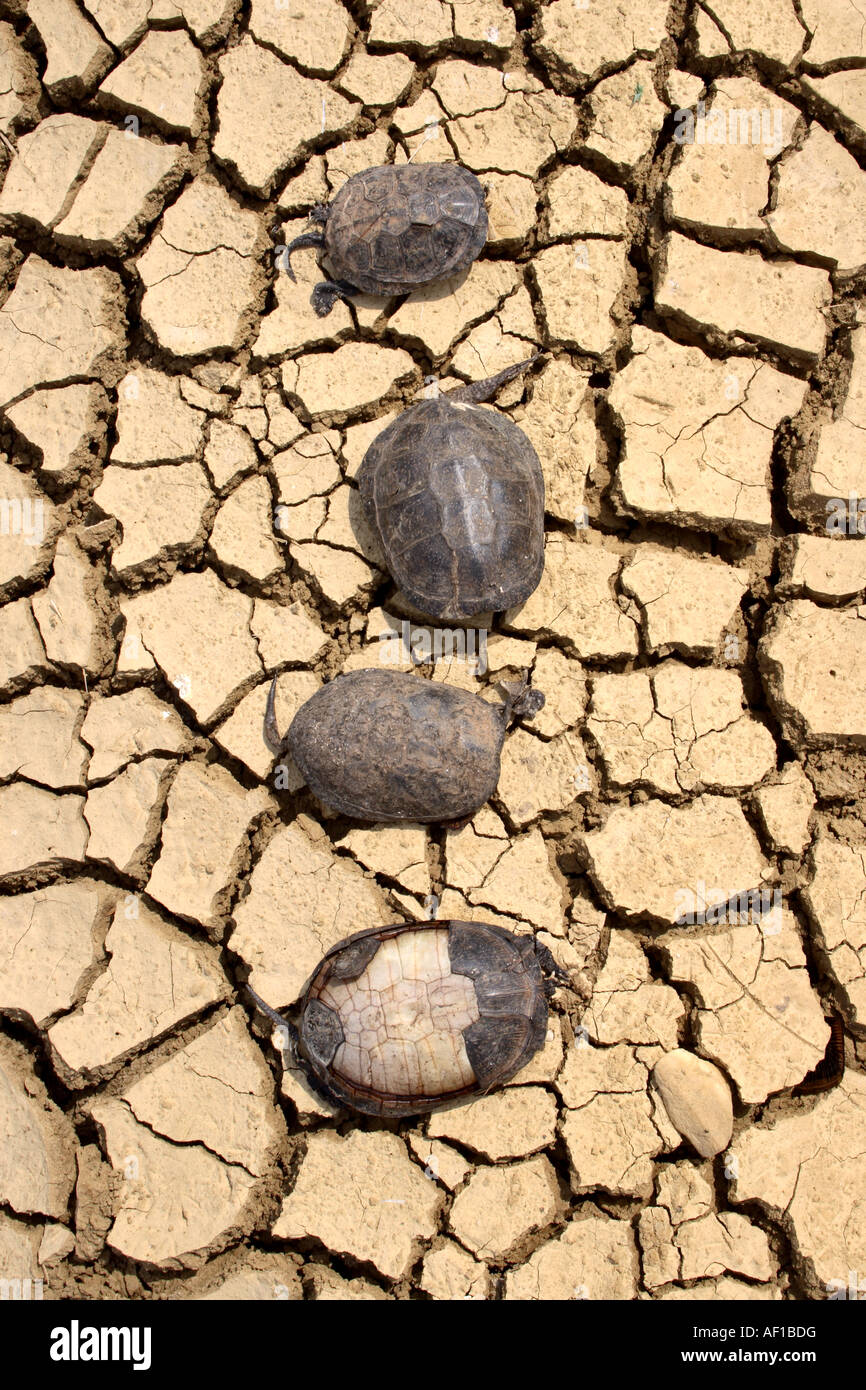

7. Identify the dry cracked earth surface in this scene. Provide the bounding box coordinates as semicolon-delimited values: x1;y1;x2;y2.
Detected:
0;0;865;1304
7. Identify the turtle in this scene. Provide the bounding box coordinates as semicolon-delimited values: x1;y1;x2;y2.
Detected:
285;163;488;317
265;666;544;824
245;920;569;1118
357;358;545;620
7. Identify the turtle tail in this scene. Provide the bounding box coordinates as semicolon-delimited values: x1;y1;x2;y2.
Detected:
244;984;289;1031
264;675;282;752
282;228;326;283
243;985;299;1062
446;353;545;404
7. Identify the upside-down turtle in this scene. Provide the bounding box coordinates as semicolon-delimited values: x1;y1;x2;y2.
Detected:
246;920;568;1118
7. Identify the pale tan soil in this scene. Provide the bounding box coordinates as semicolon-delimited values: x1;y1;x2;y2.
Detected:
0;0;865;1303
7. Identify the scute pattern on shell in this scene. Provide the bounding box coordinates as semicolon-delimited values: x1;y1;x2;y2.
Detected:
286;668;508;822
297;921;549;1117
324;164;488;295
358;397;545;619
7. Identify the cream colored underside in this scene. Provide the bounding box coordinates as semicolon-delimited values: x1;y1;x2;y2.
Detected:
319;929;480;1097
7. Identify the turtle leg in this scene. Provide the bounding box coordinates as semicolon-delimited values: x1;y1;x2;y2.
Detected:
534;941;572;991
282;229;326;283
311;278;358;317
512;683;546;720
446;353;545;404
501;668;545;724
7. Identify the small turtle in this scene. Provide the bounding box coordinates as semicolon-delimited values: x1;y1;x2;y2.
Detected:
285;163;488;317
358;357;545;620
246;920;568;1118
265;666;544;824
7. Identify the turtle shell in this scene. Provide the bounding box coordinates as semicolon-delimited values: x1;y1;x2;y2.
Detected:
297;921;549;1117
358;397;545;620
323;164;487;296
286;668;507;823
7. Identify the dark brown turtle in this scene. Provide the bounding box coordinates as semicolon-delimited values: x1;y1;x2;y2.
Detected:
265;666;543;824
246;920;567;1118
358;359;545;620
285;163;488;317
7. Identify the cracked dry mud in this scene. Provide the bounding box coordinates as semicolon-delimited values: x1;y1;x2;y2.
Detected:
0;0;864;1305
